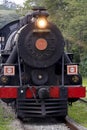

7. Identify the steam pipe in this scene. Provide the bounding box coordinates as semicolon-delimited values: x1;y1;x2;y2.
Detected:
6;45;17;64
64;52;72;64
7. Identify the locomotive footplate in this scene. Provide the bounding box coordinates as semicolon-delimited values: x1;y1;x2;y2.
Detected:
16;87;68;119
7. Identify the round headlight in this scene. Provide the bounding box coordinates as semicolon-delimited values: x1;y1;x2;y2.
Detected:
36;17;48;29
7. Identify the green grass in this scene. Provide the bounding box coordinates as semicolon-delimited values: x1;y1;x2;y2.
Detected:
83;77;87;98
83;77;87;87
68;77;87;127
68;101;87;127
0;105;13;130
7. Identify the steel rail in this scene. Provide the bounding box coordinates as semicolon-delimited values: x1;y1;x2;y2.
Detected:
79;99;87;104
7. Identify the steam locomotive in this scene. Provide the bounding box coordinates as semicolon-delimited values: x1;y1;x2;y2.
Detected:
0;7;85;119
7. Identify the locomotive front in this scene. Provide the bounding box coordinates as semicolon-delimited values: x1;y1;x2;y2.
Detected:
17;7;64;87
0;7;85;119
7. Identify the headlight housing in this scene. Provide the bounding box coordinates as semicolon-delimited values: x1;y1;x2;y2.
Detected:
36;17;48;29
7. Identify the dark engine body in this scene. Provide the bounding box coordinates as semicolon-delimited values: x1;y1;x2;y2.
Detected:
0;7;85;119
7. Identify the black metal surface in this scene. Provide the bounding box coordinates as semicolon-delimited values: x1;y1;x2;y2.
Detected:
60;87;68;99
18;22;64;68
0;8;82;120
64;53;72;63
16;87;68;118
6;45;17;64
17;98;67;118
62;53;64;87
18;87;27;99
0;20;19;49
0;46;17;76
31;69;48;85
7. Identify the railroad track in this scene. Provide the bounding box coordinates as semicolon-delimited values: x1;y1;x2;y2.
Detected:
79;98;87;104
14;116;83;130
0;100;87;130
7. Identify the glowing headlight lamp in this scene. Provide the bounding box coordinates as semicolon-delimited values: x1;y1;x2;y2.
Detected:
36;17;48;29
